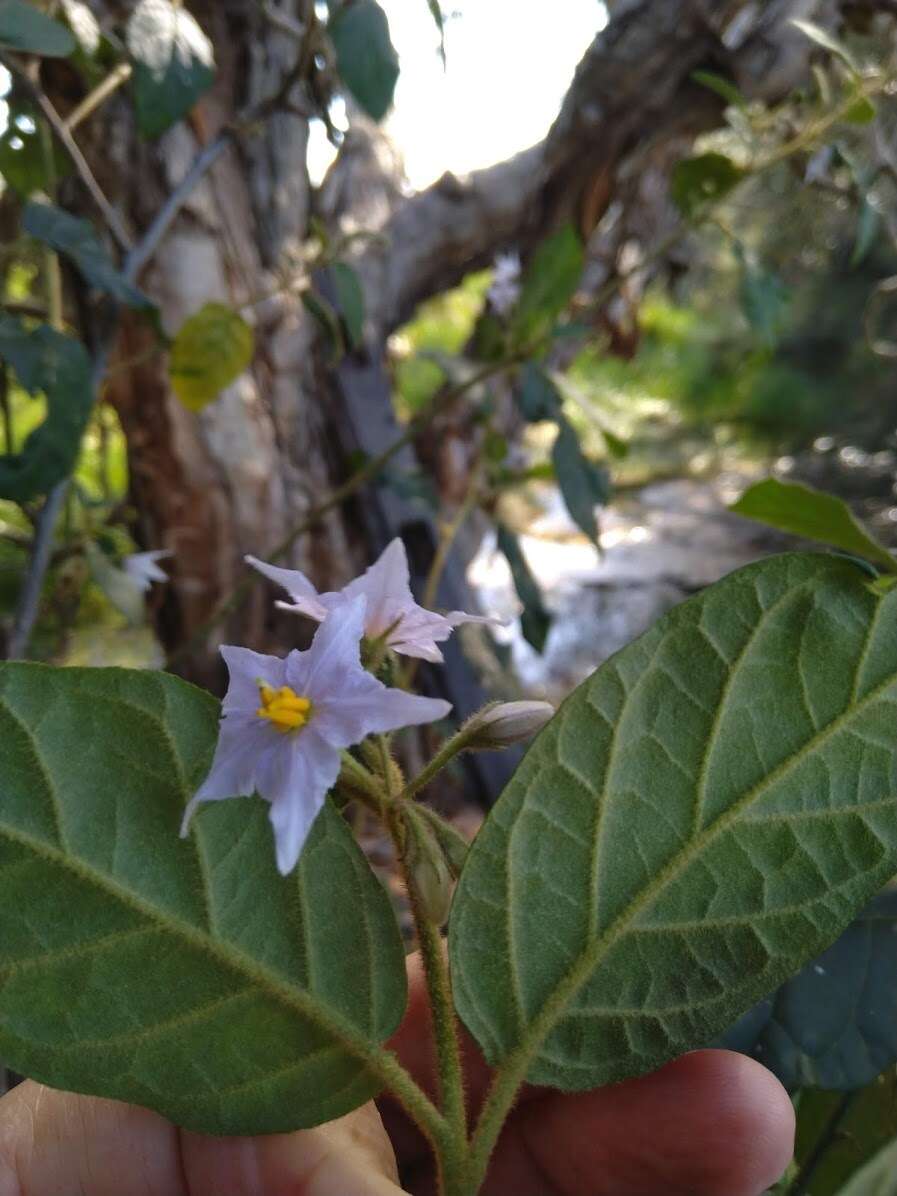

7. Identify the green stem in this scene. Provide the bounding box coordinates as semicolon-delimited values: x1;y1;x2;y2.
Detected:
462;1052;531;1195
380;739;468;1195
402;727;472;802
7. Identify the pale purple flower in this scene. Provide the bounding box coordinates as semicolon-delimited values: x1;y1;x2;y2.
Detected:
246;538;498;664
180;595;450;874
122;549;172;593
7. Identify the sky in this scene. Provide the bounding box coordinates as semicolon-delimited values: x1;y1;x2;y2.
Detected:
310;0;605;187
0;2;606;191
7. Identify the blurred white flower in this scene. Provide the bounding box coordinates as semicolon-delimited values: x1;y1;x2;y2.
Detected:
246;538;498;663
181;595;450;874
122;549;172;593
488;251;522;316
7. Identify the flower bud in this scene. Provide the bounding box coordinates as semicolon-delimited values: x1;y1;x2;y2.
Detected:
463;701;554;750
404;808;454;926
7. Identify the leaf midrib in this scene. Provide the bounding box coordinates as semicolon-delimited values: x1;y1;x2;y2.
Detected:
0;815;391;1078
501;643;897;1072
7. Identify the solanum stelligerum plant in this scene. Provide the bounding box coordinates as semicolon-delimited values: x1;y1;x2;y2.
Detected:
1;532;897;1196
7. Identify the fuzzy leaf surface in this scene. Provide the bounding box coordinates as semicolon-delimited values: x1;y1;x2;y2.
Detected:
450;554;897;1090
0;664;407;1133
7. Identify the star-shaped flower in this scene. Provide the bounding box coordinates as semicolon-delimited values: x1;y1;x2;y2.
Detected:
181;595;450;873
246;538;497;663
122;549;172;593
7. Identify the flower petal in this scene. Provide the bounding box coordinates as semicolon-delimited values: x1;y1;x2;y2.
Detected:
246;555;329;621
220;644;287;714
180;714;270;834
313;672;450;747
288;595;367;698
341;538;413;636
259;729;340;873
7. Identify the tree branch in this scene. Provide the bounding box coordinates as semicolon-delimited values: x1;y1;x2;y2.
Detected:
1;55;134;253
351;0;876;334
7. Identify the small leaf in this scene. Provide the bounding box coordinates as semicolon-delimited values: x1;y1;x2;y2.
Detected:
0;317;93;503
85;543;146;626
450;554;897;1092
0;0;75;56
730;478;896;573
169;303;254;411
0;109;70;197
671;152;743;219
851;197;880;267
496;524;551;653
720;891;897;1090
735;244;789;347
127;0;215;138
301;288;344;354
329;262;365;350
517;362;562;423
511;225;584;348
690;69;747;110
23;201;150;309
0;663;407;1134
552;415;609;548
61;0;100;55
791;18;860;73
844;94;876;124
329;0;399;122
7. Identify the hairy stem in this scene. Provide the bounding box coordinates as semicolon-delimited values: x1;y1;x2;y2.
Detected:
380;740;468;1195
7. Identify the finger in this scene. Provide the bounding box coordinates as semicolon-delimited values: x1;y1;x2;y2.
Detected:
398;1050;793;1196
0;1081;407;1196
386;956;793;1196
182;1101;403;1196
479;1050;795;1196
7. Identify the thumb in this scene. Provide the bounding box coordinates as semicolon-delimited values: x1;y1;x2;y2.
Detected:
183;1102;405;1195
0;1081;406;1196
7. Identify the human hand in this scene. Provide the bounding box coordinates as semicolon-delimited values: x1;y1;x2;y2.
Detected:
0;954;794;1196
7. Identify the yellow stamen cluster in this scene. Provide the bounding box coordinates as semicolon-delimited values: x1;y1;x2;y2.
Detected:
257;683;312;734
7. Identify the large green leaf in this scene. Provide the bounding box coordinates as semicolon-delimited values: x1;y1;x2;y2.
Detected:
126;0;215;138
721;890;897;1090
450;554;897;1091
0;0;74;56
24;201;150;309
0;317;93;502
731;478;896;574
329;0;399;122
0;663;407;1134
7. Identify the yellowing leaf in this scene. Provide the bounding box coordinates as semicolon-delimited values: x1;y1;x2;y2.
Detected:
169;303;254;411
